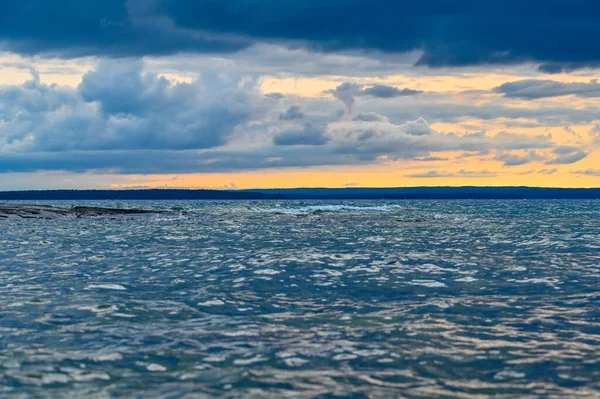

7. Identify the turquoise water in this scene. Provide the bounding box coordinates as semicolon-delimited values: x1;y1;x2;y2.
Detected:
1;200;599;398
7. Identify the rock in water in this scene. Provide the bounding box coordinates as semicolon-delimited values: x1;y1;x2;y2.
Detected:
0;203;172;220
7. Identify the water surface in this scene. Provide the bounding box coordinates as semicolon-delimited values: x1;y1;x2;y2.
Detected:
1;200;599;398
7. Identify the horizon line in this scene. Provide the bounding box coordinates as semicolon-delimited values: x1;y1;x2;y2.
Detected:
1;185;600;192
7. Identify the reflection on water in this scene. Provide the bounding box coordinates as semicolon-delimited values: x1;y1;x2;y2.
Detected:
1;200;599;398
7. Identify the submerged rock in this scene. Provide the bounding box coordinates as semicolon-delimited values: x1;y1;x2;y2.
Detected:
0;203;172;220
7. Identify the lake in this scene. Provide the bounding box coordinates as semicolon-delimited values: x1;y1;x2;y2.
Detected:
1;200;599;398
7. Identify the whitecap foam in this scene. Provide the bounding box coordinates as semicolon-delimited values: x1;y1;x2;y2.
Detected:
332;353;358;361
233;355;267;365
253;268;281;275
90;352;123;362
408;280;447;288
283;357;309;367
455;276;478;283
494;370;525;380
85;284;126;291
198;299;225;306
147;363;167;372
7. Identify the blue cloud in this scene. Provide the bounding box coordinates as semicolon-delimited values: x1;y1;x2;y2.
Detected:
546;151;588;165
325;83;422;112
495;79;600;99
273;123;330;146
495;151;546;166
0;60;586;175
361;85;423;98
279;105;305;120
0;60;265;152
353;112;389;122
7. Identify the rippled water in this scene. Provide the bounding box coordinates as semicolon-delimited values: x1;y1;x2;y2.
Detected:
1;200;600;398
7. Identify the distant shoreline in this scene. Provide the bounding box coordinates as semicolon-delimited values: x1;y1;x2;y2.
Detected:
1;187;599;200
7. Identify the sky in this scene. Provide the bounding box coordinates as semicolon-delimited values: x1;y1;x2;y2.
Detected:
1;0;600;190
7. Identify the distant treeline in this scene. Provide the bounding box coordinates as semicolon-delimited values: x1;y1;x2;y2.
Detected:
244;187;600;200
1;187;600;200
0;189;283;200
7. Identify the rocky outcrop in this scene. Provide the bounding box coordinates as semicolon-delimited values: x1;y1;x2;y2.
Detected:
0;204;171;219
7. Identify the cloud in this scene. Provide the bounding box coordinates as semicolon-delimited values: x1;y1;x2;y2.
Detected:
400;117;436;136
495;151;545;166
414;156;449;162
0;60;580;175
328;123;554;164
590;124;600;144
325;82;362;112
538;168;557;175
360;85;423;98
0;115;559;174
279;105;305;120
546;151;588;165
0;0;249;58
0;60;268;152
571;169;600;176
545;147;588;165
537;63;600;74
517;170;535;175
325;82;422;112
405;171;454;178
273;123;330;146
343;93;600;126
494;79;600;99
353;112;389;122
405;169;497;178
553;145;581;155
3;1;600;72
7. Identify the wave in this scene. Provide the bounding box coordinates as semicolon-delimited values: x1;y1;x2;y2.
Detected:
256;204;401;216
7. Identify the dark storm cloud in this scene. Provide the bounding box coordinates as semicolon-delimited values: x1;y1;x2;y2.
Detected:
537;63;600;74
160;0;600;72
3;1;599;71
0;0;249;57
494;79;600;99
